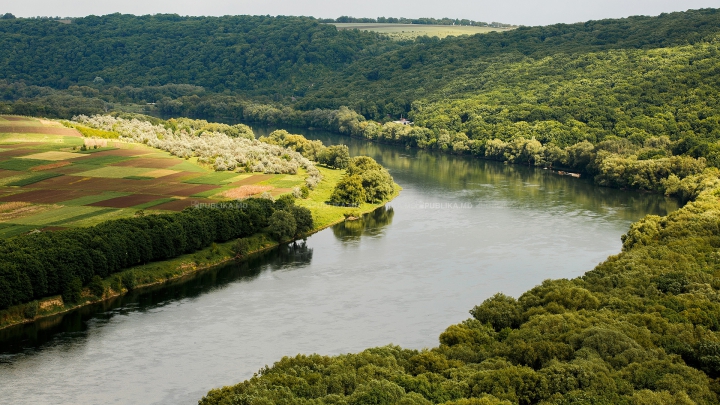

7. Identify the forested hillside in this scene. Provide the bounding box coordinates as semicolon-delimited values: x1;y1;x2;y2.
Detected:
1;8;719;114
201;178;720;404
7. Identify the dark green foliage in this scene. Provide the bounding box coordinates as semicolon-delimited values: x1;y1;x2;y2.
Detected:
201;175;720;405
331;156;395;205
319;145;351;169
232;238;251;259
121;272;136;292
290;206;314;236
62;277;82;304
87;275;104;298
23;300;37;319
268;210;296;242
329;175;365;206
0;14;387;94
469;293;521;331
0;197;308;309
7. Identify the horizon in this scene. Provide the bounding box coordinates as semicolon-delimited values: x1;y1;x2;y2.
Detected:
3;1;719;27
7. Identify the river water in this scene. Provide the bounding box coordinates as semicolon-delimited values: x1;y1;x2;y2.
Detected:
0;128;678;404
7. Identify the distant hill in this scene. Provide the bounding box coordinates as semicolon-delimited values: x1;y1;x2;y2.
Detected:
1;8;719;117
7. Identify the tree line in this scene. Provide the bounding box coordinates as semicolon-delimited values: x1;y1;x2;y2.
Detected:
0;197;313;310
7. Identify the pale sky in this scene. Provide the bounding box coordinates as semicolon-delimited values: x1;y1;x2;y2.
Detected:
4;0;719;26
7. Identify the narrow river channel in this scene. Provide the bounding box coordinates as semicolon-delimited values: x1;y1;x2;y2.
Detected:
0;128;678;404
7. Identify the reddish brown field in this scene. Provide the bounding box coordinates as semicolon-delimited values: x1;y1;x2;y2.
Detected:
0;148;37;158
136;183;219;197
88;194;166;208
28;176;147;192
110;158;179;169
230;174;276;186
0;126;81;136
0;189;98;204
151;198;220;211
30;161;72;171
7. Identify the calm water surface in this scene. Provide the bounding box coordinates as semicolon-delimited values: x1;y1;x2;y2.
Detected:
0;128;679;404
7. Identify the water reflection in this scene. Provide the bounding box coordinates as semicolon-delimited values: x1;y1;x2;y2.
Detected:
332;206;395;242
0;242;313;357
252;125;679;220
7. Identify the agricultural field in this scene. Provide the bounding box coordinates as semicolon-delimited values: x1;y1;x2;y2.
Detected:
332;23;512;39
0;116;307;237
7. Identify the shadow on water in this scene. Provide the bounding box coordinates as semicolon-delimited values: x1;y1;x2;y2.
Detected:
0;242;313;357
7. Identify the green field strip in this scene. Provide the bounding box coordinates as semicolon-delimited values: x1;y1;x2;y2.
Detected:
61;192;131;206
0;223;37;237
49;207;118;226
61;208;136;227
263;178;304;188
79;155;133;165
132;198;177;209
181;171;244;185
74;166;151;178
7;206;106;226
125;175;156;180
0;158;55;171
6;172;63;186
168;159;211;173
0;173;33;186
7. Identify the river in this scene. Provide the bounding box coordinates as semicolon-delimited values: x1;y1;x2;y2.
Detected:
0;127;678;404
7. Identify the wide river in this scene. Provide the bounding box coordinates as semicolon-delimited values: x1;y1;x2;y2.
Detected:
0;127;678;404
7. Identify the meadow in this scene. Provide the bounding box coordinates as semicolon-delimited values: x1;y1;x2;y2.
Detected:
332;23;510;39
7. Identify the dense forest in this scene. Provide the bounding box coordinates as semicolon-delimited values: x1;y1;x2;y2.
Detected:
201;178;720;404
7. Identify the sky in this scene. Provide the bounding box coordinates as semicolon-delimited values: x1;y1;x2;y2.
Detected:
4;0;719;26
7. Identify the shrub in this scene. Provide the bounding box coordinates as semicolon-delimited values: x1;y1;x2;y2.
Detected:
88;275;105;298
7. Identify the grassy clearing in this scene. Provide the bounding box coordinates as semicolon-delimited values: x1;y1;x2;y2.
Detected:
332;23;512;39
295;166;401;229
6;172;62;186
51;207;118;225
60;208;136;227
169;159;211;173
78;155;132;165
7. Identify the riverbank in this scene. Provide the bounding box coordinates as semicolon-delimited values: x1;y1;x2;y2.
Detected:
0;172;401;331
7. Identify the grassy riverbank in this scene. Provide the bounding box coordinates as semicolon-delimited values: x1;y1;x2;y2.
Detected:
0;170;401;330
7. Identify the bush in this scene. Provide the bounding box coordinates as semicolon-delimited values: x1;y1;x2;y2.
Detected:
330;175;365;206
88;275;105;298
233;238;251;258
121;271;136;291
23;301;38;319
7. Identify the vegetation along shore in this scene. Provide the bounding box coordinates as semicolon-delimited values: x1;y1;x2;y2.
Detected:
0;114;399;330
